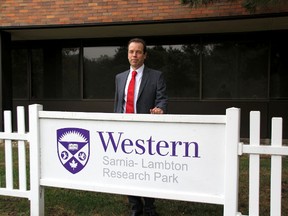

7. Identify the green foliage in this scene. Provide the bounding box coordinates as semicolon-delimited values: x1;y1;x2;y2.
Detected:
180;0;216;7
180;0;282;12
242;0;280;12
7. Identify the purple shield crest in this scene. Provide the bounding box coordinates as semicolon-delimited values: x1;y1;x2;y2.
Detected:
57;128;90;174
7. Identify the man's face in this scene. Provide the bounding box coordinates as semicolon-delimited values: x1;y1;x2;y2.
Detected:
128;42;147;70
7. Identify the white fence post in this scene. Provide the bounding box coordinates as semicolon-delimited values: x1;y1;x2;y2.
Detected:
29;104;44;216
270;117;282;216
4;110;13;189
17;106;27;191
249;111;260;215
224;107;240;216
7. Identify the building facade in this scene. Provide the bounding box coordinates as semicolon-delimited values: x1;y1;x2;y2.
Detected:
0;0;288;138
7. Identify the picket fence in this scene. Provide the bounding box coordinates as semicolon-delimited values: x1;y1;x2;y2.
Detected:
0;104;287;216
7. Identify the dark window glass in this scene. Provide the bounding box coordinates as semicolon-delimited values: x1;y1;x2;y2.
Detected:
202;41;269;99
11;49;28;99
32;47;80;99
12;36;275;102
83;46;127;99
84;44;200;99
270;40;288;99
31;49;43;99
146;45;200;98
238;42;269;99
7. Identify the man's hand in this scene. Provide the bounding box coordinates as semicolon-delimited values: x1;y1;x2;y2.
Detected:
150;107;164;114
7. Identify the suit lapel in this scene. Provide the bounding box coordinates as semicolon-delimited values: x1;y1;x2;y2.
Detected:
120;70;129;101
137;67;149;100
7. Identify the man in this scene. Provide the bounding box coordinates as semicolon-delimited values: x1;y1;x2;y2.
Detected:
114;38;168;216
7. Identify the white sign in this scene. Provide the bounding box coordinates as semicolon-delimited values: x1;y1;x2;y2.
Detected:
39;112;229;204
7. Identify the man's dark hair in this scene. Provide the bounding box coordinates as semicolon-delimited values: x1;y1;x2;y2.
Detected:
128;38;147;54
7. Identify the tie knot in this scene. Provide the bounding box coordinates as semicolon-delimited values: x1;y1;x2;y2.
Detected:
132;71;137;77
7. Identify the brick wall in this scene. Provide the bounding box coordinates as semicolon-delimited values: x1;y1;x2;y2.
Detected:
0;0;287;27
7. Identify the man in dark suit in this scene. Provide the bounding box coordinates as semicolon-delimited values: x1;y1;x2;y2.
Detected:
114;38;168;216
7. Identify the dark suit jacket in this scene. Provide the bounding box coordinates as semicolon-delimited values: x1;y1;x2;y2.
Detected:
114;66;168;114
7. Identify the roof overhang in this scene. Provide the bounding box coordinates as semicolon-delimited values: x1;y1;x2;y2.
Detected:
2;15;288;41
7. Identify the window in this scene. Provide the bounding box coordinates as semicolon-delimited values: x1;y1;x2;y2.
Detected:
11;35;279;102
202;41;269;99
83;44;200;99
11;49;28;99
83;46;127;99
270;39;288;99
146;45;200;98
31;47;80;99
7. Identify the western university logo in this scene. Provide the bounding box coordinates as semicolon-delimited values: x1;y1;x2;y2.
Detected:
57;128;90;174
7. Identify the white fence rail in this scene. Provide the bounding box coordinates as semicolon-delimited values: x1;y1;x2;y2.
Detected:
0;105;287;216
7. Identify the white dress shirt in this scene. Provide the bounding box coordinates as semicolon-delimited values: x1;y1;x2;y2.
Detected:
124;64;144;113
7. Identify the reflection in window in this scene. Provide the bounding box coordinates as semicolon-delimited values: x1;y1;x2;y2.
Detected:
11;38;277;102
83;45;200;99
12;49;28;99
202;41;269;99
146;45;200;98
32;47;80;99
83;46;127;99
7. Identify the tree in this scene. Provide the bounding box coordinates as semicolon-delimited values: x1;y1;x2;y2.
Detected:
180;0;282;12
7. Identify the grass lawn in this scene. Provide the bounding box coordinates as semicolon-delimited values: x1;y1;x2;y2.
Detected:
0;145;287;216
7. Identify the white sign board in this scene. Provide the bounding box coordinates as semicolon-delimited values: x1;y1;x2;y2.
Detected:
38;111;232;205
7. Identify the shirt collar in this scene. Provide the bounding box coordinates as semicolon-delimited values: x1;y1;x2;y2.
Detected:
130;64;144;75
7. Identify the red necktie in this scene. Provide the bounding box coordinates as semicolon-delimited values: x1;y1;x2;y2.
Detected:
126;71;137;113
